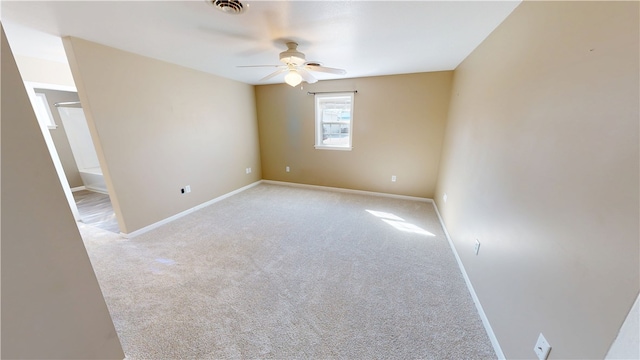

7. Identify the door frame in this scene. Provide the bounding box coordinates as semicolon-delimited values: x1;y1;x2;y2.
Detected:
23;81;81;221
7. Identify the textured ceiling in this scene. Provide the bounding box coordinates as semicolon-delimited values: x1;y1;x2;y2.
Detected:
1;1;521;85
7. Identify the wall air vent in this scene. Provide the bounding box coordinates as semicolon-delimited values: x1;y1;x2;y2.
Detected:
210;0;246;15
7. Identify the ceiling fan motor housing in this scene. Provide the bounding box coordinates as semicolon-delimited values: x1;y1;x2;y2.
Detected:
279;42;306;65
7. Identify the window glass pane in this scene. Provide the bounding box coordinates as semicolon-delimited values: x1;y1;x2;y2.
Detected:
316;94;352;148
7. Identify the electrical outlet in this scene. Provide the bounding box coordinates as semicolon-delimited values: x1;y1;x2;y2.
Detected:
443;193;448;203
534;333;551;360
185;185;191;193
474;239;480;255
246;167;252;174
391;175;397;182
248;167;251;173
286;166;290;172
180;188;185;194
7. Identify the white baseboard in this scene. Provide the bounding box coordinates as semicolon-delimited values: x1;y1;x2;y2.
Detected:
431;201;505;360
85;186;109;195
71;186;86;192
120;181;262;239
262;180;430;202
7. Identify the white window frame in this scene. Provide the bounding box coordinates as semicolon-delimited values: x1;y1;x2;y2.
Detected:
314;92;354;151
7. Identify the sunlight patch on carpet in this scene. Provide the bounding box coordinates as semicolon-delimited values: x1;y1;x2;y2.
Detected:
367;209;435;236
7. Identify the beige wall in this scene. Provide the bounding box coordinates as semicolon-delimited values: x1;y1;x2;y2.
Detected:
1;26;124;359
435;2;639;359
14;54;75;87
63;37;261;234
35;88;84;188
256;72;452;198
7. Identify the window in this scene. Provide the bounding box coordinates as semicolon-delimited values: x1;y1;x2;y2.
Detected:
314;92;354;150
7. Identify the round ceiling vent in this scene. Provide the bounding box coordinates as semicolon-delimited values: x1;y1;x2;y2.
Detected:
210;0;245;15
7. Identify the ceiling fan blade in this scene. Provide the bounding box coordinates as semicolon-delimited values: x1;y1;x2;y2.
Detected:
304;64;347;75
260;68;288;82
237;65;285;68
298;68;318;84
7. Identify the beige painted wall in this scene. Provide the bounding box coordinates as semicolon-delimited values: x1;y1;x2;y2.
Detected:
1;26;124;359
13;54;75;87
256;72;452;198
63;37;261;234
435;2;639;359
35;88;84;188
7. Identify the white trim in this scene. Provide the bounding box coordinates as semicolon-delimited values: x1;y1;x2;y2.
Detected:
262;180;430;202
85;186;109;195
431;201;505;359
120;181;262;239
314;145;353;151
24;81;77;93
71;186;86;192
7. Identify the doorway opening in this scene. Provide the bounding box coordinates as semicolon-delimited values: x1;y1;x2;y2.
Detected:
26;83;120;233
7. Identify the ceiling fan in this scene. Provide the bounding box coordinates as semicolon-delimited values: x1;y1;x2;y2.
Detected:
238;42;346;87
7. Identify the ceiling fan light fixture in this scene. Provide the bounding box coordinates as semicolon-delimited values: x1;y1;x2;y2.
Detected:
239;42;346;85
284;70;303;87
280;54;305;66
279;42;306;65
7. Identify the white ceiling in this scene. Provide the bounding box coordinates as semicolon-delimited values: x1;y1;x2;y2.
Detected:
1;0;521;85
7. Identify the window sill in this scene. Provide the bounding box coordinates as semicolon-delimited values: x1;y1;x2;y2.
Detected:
314;145;353;151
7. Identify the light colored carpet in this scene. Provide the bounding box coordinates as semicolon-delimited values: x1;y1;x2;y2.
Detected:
80;183;495;359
